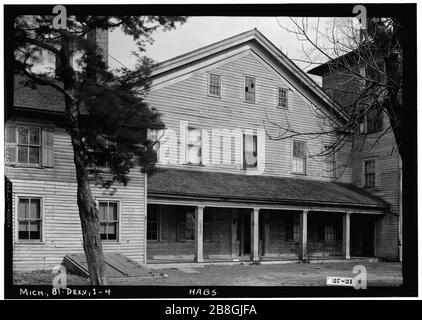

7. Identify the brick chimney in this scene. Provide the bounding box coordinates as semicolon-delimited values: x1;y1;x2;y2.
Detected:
55;28;109;77
87;28;109;68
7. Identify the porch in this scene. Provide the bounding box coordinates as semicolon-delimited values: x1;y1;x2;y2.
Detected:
146;204;379;263
146;169;387;263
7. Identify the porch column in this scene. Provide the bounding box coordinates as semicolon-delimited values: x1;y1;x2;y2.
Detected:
194;206;204;263
300;210;308;260
251;208;260;262
343;211;352;259
264;210;270;256
231;209;238;258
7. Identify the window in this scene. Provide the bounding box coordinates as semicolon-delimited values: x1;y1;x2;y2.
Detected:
177;211;195;241
243;133;257;169
98;201;119;240
18;197;42;241
285;215;300;242
147;205;159;241
292;140;307;174
17;126;41;165
359;105;383;134
208;74;221;97
278;87;288;108
364;159;376;187
244;76;256;103
325;225;335;241
323;144;336;178
148;129;164;162
187;127;202;165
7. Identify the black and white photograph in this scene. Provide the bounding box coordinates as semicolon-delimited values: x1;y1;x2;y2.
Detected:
1;1;418;305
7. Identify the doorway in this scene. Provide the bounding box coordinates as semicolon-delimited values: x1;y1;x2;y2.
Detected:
351;215;375;257
238;213;251;256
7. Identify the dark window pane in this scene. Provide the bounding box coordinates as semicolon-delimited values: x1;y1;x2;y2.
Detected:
19;221;29;239
29;221;41;240
28;147;40;164
18;146;28;163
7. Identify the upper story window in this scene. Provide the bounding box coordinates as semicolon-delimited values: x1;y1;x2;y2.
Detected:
292;140;307;174
5;125;54;168
322;144;336;178
208;73;221;97
244;76;256;103
243;133;257;169
364;159;376;187
18;197;42;241
359;106;383;134
187;127;202;165
17;126;41;165
278;87;288;109
98;201;119;241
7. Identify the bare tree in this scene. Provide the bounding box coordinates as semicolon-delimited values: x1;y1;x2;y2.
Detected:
267;16;403;177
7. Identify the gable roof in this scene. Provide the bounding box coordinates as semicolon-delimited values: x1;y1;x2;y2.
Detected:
148;168;388;211
150;28;348;122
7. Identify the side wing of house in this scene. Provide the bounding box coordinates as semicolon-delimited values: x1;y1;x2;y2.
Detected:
309;57;401;261
5;108;147;271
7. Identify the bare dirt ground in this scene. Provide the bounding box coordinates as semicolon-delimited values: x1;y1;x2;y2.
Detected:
14;261;402;286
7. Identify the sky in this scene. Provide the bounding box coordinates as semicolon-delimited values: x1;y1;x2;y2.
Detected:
108;16;336;79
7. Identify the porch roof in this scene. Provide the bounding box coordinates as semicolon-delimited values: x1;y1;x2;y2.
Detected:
147;168;388;211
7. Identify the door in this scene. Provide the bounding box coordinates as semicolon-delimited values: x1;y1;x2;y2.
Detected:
238;213;251;255
351;215;375;257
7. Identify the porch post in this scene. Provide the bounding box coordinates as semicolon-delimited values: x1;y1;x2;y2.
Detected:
300;210;308;261
251;208;260;262
264;210;270;257
194;206;204;263
231;209;238;258
343;211;351;259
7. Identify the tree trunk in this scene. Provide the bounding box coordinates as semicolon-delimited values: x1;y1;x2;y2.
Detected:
73;143;107;285
59;29;107;285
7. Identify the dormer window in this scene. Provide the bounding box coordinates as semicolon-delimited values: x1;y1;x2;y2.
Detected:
244;76;256;103
208;74;221;97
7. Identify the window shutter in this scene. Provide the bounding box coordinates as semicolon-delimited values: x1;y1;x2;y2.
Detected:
5;126;17;165
42;128;54;167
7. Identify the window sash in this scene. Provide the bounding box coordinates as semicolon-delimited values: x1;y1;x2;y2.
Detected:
364;160;376;187
245;76;256;102
209;74;221;97
278;88;288;108
17;198;42;241
98;201;119;240
325;225;335;241
293;141;306;173
187;128;202;165
243;134;258;168
16;126;41;164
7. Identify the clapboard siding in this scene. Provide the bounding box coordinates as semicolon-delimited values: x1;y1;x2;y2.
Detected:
350;130;400;259
6;119;147;271
146;50;353;182
321;66;401;260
